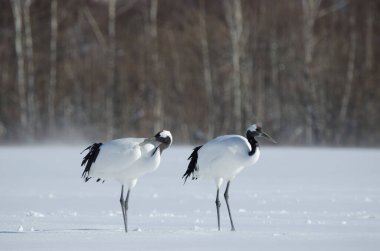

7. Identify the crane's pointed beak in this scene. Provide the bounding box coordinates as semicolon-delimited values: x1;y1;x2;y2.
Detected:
260;131;277;144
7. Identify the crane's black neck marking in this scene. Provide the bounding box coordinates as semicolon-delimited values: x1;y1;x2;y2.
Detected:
151;143;168;156
247;135;259;156
152;146;160;156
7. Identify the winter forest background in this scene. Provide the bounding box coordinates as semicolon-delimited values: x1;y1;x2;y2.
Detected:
0;0;379;146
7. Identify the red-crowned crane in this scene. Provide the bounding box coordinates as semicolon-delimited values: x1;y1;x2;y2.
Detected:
183;124;276;231
81;130;172;232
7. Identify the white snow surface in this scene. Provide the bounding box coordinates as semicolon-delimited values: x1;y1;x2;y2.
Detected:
0;145;379;251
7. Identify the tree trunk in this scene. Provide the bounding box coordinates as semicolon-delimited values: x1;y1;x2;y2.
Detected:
199;0;214;138
269;29;280;129
239;4;253;130
150;0;163;132
224;0;243;133
256;68;264;123
48;0;58;131
24;0;36;139
336;11;356;144
11;0;28;137
365;6;373;71
301;0;320;144
83;6;106;49
105;0;116;139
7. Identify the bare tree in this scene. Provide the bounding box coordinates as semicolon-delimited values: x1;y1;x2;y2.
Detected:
199;0;214;138
254;1;265;124
336;9;356;144
365;5;373;71
224;0;243;133
302;0;349;144
83;6;107;49
48;0;58;130
149;0;163;132
1;0;380;145
24;0;36;138
301;0;321;144
11;0;28;136
240;2;254;129
105;0;116;139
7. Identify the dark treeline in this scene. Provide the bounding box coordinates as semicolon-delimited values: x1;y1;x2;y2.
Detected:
0;0;379;145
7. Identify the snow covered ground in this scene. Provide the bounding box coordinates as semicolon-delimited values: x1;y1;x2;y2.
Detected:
0;145;379;250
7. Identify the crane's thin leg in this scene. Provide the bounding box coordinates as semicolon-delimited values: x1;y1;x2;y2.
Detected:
215;188;221;231
123;189;131;233
224;181;235;231
120;185;128;232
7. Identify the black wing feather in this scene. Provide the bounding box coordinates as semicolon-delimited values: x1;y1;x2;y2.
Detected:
81;143;103;182
182;145;202;183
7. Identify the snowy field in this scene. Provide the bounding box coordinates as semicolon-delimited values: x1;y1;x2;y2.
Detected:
0;145;379;250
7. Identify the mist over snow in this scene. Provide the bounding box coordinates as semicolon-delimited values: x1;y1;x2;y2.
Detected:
0;145;379;250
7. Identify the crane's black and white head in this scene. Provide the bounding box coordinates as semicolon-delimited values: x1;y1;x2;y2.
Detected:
246;124;277;143
154;130;173;152
140;130;173;155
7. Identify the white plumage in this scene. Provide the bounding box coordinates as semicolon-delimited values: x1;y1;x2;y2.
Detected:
197;135;261;182
183;124;276;231
88;138;159;184
81;130;172;232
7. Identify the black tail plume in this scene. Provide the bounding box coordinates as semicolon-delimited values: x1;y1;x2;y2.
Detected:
182;146;202;183
81;143;102;182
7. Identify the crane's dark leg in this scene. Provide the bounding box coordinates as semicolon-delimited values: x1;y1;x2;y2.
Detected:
215;188;221;231
120;185;128;232
224;181;235;231
123;189;131;233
